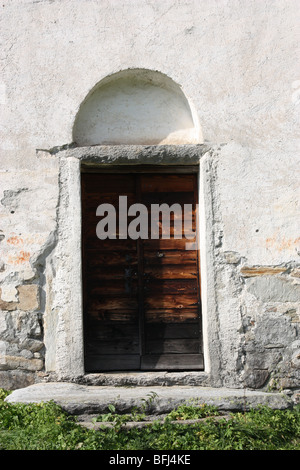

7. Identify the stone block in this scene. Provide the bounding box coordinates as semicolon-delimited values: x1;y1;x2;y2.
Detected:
0;355;43;372
246;276;300;303
0;370;35;390
0;284;39;312
223;251;241;264
290;268;300;278
243;369;270;389
240;266;287;277
18;285;39;311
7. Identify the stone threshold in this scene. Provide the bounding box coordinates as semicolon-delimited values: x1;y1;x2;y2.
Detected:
78;371;211;387
5;382;293;416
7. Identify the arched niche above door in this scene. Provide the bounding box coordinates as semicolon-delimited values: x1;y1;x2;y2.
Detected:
73;69;202;146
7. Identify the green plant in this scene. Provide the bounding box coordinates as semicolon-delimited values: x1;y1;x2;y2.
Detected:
167;403;220;421
0;389;11;401
95;392;158;426
95;404;118;422
140;391;158;412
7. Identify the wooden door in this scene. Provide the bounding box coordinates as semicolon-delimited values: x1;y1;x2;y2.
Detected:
81;171;203;371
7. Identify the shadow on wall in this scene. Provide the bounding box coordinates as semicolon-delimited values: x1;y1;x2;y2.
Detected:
73;68;202;146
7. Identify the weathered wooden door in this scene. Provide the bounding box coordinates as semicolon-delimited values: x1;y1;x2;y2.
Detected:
81;170;203;371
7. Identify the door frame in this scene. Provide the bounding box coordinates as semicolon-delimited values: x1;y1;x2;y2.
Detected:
46;144;222;385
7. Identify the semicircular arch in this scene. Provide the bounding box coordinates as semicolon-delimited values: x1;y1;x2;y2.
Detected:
73;68;202;146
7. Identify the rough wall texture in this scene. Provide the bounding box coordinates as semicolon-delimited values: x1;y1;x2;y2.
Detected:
0;0;299;397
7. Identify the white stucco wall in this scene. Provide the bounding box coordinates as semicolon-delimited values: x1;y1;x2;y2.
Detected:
1;0;299;163
0;0;299;390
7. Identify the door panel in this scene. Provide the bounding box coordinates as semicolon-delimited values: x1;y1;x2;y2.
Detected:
82;173;139;371
81;171;203;371
139;173;202;370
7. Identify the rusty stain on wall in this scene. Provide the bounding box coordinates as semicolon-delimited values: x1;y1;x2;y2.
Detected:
7;251;31;265
266;236;300;252
6;235;23;246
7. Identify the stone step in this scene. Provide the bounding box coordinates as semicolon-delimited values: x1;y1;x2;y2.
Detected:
77;413;232;431
5;382;293;416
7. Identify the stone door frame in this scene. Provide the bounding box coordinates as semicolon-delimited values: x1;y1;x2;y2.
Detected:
48;144;222;386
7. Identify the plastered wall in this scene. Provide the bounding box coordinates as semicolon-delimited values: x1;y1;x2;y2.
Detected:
0;0;299;396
